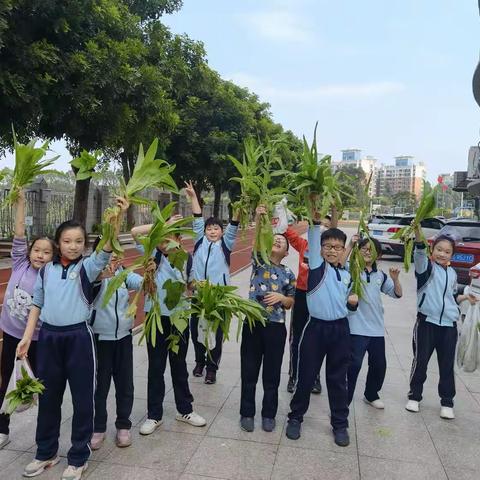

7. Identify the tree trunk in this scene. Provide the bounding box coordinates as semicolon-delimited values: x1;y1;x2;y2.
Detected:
213;184;222;220
72;177;91;228
121;152;136;229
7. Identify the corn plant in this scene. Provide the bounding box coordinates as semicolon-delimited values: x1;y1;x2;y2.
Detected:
229;137;285;264
348;173;377;298
93;139;178;255
391;183;437;272
285;123;353;223
102;202;194;347
3;130;59;206
5;367;45;415
170;279;267;352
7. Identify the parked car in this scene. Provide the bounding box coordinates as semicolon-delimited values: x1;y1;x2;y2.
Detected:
367;215;445;258
430;220;480;285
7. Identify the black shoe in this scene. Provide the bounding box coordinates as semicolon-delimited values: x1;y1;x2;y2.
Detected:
311;376;322;395
204;370;216;384
262;417;276;432
333;428;350;447
240;416;254;432
193;363;204;377
285;419;301;440
287;377;295;393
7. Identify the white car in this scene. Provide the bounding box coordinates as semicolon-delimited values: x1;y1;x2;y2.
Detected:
367;215;445;258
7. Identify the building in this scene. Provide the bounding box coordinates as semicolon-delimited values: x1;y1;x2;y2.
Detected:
337;149;377;197
376;156;427;199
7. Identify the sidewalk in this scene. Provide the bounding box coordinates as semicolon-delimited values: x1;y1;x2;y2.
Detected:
1;230;480;479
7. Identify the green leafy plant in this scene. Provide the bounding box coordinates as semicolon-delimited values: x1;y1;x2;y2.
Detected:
95;138;179;256
5;366;45;415
348;173;377;298
170;280;267;352
70;150;103;181
102;202;194;347
285;123;352;223
391;183;437;272
230;137;285;264
3;130;59;205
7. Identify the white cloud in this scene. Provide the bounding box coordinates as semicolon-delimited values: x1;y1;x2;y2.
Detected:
240;9;314;43
228;72;406;103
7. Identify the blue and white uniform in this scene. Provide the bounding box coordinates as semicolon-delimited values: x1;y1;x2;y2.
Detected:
32;249;111;468
408;242;460;408
288;225;352;431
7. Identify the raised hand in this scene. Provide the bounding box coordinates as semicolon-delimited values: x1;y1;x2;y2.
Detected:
389;267;401;281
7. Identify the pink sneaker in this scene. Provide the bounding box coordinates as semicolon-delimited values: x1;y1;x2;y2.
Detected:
116;429;132;448
90;432;105;450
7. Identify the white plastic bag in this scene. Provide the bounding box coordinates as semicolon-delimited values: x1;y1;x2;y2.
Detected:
271;198;289;234
0;358;38;414
457;302;480;372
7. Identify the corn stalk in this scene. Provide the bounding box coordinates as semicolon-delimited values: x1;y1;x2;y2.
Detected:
391;183;437;272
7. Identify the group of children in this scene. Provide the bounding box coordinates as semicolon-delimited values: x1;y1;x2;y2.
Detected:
0;184;476;479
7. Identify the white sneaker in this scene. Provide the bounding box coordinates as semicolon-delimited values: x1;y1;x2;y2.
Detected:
61;463;88;480
23;456;60;477
440;406;455;419
364;397;385;409
405;400;420;412
139;418;163;435
0;433;10;449
175;411;207;427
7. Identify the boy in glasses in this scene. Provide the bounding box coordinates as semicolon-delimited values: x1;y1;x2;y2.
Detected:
286;201;358;447
344;237;402;409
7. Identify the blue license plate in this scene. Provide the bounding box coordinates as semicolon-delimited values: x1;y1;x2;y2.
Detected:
373;230;383;236
452;253;474;264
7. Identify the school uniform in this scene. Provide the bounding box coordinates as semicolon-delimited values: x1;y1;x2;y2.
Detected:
190;215;239;372
288;225;353;431
284;226;324;384
240;257;296;419
0;238;39;435
144;249;194;421
90;269;143;433
347;265;401;404
408;243;460;407
32;250;111;468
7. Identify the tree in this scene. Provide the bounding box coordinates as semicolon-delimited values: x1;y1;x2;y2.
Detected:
393;191;417;212
336;164;367;209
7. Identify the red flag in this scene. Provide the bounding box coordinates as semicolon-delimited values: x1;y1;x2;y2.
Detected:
437;175;443;184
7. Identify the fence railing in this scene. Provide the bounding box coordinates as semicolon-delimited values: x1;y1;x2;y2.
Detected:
0;177;230;239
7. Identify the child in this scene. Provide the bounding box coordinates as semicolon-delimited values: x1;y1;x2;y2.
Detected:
16;197;128;480
286;201;358;446
240;205;296;433
184;180;239;384
0;189;54;449
131;216;206;436
89;247;151;450
285;213;336;395
406;228;476;419
345;237;402;408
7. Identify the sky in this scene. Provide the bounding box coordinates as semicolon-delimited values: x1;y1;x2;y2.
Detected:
2;0;479;182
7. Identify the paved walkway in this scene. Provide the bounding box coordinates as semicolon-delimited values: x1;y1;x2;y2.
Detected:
1;228;480;479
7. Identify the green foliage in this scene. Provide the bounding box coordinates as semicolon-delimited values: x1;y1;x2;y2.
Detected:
348;173;377;298
70;150;103;181
391;183;438;272
96;138;178;255
5;366;45;415
171;280;267;352
230;137;285;263
3;130;58;205
285;124;352;223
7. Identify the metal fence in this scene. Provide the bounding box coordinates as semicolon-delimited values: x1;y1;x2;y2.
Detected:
44;192;75;237
0;190;38;238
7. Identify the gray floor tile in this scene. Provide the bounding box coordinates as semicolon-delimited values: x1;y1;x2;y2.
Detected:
85;462;178;479
102;428;202;473
185;436;277;480
359;455;447;480
444;466;479;480
271;446;359;480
